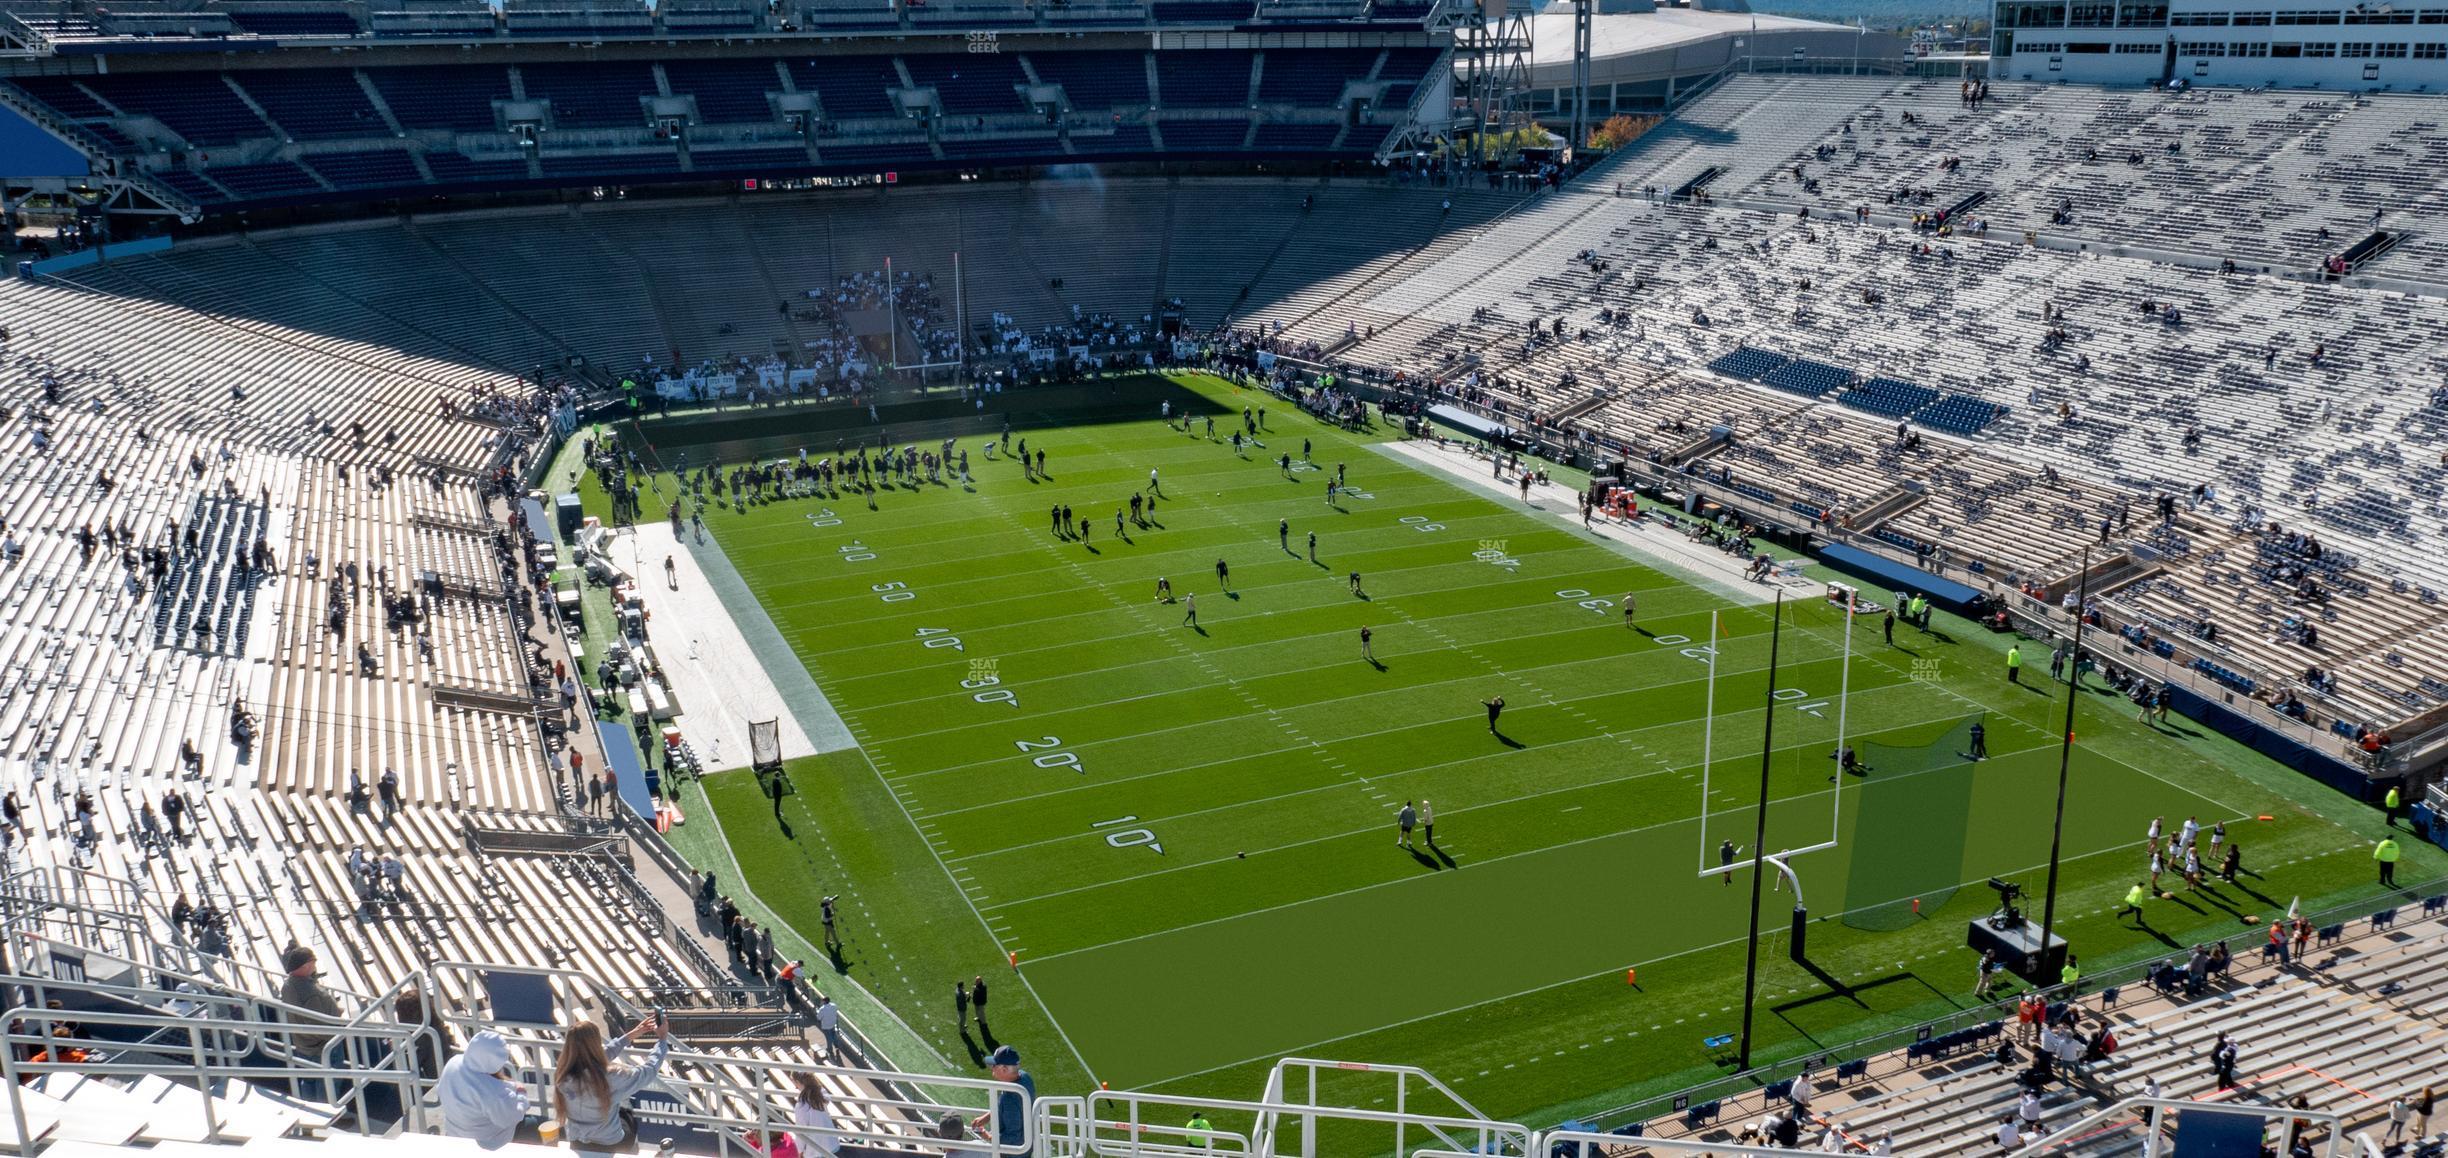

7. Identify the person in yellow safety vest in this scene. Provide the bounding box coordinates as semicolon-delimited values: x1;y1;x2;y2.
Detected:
2384;784;2403;829
1185;1112;1214;1153
2376;836;2402;887
2060;954;2080;988
2118;882;2148;923
2006;644;2024;685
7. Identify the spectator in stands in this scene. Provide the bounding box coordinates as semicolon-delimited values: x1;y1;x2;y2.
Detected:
934;1112;986;1158
972;1045;1036;1158
278;942;345;1060
439;1029;541;1149
816;993;844;1059
553;1015;672;1151
394;983;453;1080
793;1071;845;1156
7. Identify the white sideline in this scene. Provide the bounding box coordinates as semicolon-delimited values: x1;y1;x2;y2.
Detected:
1373;437;1812;607
610;522;819;770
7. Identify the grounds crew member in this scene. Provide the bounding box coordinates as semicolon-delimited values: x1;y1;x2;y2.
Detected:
2376;836;2402;887
2006;644;2024;685
2384;783;2403;829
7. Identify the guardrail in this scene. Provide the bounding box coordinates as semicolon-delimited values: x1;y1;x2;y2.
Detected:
1580;875;2448;1134
1409;1096;2351;1157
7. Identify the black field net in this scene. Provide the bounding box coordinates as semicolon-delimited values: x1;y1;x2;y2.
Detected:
1840;715;1985;932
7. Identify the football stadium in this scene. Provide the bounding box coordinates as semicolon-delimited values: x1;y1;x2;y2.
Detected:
1;0;2447;1152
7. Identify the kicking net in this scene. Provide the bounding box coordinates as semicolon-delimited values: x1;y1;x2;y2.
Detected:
749;718;782;772
1838;714;1985;932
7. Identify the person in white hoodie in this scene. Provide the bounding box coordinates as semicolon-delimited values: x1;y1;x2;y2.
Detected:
438;1030;538;1149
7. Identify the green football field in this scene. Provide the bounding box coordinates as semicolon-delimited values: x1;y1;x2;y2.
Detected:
611;372;2429;1126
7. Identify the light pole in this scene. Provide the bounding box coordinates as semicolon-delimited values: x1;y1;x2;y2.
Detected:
2036;546;2094;979
1736;592;1785;1070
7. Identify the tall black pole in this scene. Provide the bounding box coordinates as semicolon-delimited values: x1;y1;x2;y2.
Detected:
2037;547;2094;980
1737;593;1784;1071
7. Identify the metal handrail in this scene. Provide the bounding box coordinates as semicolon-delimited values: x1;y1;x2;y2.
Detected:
1413;1098;2353;1157
1585;876;2448;1133
1086;1084;1530;1158
0;1004;428;1148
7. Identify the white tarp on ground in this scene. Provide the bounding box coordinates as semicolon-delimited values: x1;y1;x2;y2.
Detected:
609;522;827;770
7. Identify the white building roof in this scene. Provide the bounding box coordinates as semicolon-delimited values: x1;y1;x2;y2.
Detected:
1527;6;1857;66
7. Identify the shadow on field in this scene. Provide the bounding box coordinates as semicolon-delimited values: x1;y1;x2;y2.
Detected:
1770;968;1943;1039
614;377;1237;467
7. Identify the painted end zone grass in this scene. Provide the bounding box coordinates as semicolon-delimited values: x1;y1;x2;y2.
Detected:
651;372;2428;1125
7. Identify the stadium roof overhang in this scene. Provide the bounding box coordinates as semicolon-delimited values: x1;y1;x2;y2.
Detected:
1521;9;1911;88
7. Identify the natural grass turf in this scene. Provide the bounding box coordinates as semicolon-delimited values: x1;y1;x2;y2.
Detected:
643;372;2433;1126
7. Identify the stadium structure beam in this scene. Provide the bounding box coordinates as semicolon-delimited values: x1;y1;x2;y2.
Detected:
2036;546;2094;972
1736;591;1784;1072
1455;0;1533;164
1570;0;1591;158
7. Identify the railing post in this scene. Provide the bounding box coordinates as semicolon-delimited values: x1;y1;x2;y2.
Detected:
194;1030;221;1143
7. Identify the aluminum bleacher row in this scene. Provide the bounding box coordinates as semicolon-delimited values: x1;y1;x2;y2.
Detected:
1739;79;2448;283
22;88;2442;739
1268;75;2448;737
1624;896;2448;1154
0;266;908;1148
0;44;1446;205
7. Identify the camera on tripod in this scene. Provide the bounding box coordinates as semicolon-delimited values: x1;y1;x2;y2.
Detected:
1985;877;2025;929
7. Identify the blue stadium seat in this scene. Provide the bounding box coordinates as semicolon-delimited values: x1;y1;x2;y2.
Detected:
228;10;361;35
423;152;534;187
370;65;514;133
1762;358;1851;398
903;53;1030;115
83;72;273;146
1838;376;1940;419
1257;48;1374;104
940;135;1065;158
1079;125;1157;154
1156;50;1254;107
303;150;422;190
789;57;902;119
520;61;659;129
661;58;784;123
1916;394;2008;435
1252;123;1340;150
1160;120;1250;150
208;160;323;199
1706;347;1790;382
691;146;818;173
1343;123;1391;151
151;168;229;203
1152;0;1254;17
539;150;682;177
820;140;932;165
1026;50;1150;109
236;69;386;140
8;76;113;121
